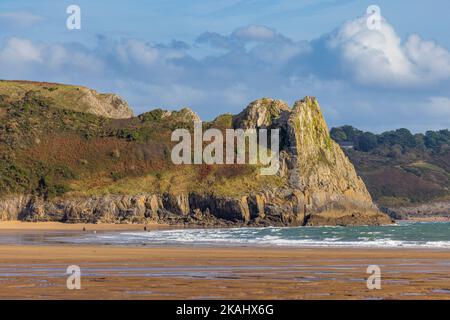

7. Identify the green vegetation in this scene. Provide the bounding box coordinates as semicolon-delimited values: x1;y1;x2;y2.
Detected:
331;125;450;207
407;161;448;174
138;109;166;122
0;80;133;118
4;79;447;210
0;87;283;199
331;125;450;153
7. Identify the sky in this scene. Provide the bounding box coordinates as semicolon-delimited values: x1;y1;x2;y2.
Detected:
1;0;450;132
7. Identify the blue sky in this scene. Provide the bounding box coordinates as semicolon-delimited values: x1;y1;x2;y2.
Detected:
1;0;450;132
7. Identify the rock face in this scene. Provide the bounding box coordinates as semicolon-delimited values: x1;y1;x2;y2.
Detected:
0;192;390;226
232;97;392;226
233;98;290;128
286;97;387;225
0;94;392;226
165;108;201;122
79;91;134;119
381;201;450;220
0;80;134;119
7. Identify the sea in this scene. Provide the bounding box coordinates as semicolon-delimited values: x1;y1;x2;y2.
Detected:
3;221;449;249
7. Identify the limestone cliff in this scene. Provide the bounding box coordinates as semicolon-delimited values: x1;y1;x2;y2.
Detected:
0;87;392;226
0;80;134;119
232;97;391;226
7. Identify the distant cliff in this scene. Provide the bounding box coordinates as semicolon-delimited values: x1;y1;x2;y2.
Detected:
0;81;391;226
0;80;134;119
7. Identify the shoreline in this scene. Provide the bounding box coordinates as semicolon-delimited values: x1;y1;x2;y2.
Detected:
0;221;450;251
0;222;449;299
0;218;447;232
0;221;170;231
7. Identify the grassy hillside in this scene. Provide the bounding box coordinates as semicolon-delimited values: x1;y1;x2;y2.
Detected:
0;89;283;200
331;125;450;207
0;80;134;119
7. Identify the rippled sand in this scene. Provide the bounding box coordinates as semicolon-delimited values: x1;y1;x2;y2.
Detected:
0;244;449;299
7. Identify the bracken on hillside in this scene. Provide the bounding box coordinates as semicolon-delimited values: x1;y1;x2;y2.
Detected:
0;81;392;226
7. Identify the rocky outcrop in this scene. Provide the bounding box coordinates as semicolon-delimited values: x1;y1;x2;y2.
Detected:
0;95;392;226
381;201;450;220
231;97;392;226
0;188;390;226
81;91;134;119
166;108;201;122
0;193;285;226
0;80;134;119
0;195;32;221
233;98;290;128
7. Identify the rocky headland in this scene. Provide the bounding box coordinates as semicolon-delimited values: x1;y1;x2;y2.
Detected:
0;80;392;226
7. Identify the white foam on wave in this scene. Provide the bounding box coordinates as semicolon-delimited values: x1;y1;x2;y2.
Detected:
266;238;450;248
101;228;450;249
55;222;450;249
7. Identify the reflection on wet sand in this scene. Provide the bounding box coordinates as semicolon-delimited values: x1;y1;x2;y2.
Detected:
0;245;449;299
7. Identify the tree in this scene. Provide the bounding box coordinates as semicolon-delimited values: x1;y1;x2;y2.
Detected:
356;132;378;152
341;125;363;142
379;128;415;149
330;127;347;142
414;133;426;150
330;125;363;143
425;131;440;149
388;144;403;158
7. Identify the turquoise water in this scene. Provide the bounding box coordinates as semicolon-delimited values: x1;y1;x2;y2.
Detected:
51;221;450;248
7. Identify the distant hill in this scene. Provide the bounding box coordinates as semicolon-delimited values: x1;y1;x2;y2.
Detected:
331;125;450;219
0;80;134;119
0;83;391;226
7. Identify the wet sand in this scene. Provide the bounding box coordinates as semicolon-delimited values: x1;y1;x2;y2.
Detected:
0;221;168;231
0;244;449;300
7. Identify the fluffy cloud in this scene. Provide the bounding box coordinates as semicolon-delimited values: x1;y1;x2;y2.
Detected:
322;15;450;87
232;25;288;42
1;17;450;131
0;38;105;80
0;38;41;64
197;25;297;51
404;35;450;83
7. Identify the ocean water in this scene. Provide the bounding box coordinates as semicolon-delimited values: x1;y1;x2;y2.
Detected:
50;221;450;249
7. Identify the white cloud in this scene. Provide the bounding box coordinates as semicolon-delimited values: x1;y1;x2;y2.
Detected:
0;38;41;64
325;15;450;87
197;24;294;52
115;39;159;65
404;34;450;82
1;15;450;131
0;38;105;78
232;25;282;42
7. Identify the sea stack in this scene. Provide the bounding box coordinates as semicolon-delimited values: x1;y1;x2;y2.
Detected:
233;97;392;226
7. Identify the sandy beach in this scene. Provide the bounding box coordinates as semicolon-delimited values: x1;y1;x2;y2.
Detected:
0;239;449;299
0;221;169;231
